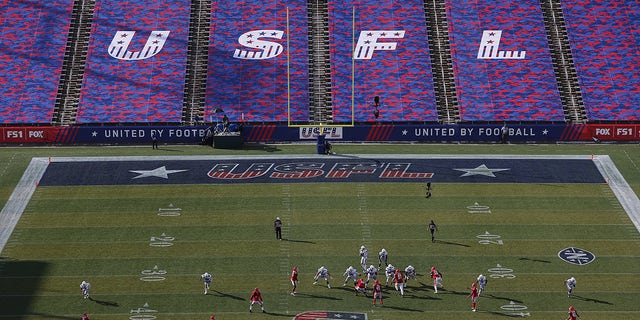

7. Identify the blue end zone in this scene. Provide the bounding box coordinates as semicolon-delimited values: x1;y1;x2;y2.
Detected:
38;157;604;186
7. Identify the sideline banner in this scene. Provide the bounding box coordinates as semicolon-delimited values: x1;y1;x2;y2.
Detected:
0;124;638;144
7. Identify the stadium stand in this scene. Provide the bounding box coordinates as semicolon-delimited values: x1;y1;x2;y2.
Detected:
328;0;438;123
446;0;565;122
0;0;74;124
204;0;309;123
76;0;190;123
561;0;639;121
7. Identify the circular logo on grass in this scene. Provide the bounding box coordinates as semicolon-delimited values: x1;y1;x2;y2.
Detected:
558;247;596;265
294;311;367;320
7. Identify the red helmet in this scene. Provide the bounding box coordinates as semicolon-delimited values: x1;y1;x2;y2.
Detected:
569;306;575;310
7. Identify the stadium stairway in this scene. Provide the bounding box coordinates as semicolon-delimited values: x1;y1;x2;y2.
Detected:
52;0;95;126
539;0;587;124
423;0;460;124
308;0;333;124
181;0;211;126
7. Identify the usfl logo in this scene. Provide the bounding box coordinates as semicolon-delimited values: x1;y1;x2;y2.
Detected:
294;311;367;320
558;247;596;265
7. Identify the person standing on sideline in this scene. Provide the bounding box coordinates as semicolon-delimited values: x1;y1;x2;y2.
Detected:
290;266;298;296
249;287;265;313
201;272;213;294
80;280;91;299
428;220;437;242
566;305;580;320
425;182;432;198
565;276;576;298
274;217;282;240
467;282;479;312
501;123;509;144
151;131;158;149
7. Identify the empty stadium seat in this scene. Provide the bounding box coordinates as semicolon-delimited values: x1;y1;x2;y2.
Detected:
328;0;439;123
204;0;310;123
561;0;639;121
445;0;565;121
0;0;74;123
76;0;191;123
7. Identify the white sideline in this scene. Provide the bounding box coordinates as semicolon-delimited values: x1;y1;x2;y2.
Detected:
593;155;640;232
1;154;639;255
0;158;49;254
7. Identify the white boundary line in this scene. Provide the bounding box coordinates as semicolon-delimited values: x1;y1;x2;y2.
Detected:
1;155;639;255
0;158;49;254
593;155;640;232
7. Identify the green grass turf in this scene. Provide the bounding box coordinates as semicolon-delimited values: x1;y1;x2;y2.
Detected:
0;143;639;320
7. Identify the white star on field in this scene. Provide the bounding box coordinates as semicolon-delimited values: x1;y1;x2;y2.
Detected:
453;164;510;177
130;166;188;179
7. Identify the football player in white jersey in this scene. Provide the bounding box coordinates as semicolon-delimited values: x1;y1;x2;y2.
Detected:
201;272;213;294
342;266;359;286
378;248;388;270
359;245;368;271
80;280;91;299
404;265;416;284
384;264;396;286
313;266;331;288
565;276;576;298
477;274;487;295
365;265;378;286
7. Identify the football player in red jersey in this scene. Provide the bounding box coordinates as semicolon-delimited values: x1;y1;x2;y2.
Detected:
430;266;444;293
290;266;298;296
249;287;265;313
372;279;383;305
393;269;405;297
467;282;479;312
566;305;580;320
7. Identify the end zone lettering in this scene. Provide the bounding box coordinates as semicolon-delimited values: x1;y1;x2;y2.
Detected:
207;161;433;180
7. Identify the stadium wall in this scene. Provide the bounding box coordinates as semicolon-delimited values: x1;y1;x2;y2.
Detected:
0;124;638;144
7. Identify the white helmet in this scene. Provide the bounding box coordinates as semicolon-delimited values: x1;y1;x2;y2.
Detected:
370;265;375;269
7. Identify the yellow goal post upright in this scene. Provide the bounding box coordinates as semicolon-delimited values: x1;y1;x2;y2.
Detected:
285;6;356;132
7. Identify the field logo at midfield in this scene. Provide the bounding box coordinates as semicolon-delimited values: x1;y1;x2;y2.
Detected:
294;311;367;320
558;247;596;265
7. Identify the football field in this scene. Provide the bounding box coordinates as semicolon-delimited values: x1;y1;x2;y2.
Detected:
0;144;639;320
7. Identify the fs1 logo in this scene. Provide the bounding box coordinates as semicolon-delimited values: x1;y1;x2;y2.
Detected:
354;30;405;59
233;30;284;60
477;30;526;60
108;31;170;60
558;247;596;265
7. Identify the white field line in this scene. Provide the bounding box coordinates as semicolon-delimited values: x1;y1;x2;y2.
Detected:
593;155;640;233
0;158;48;254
